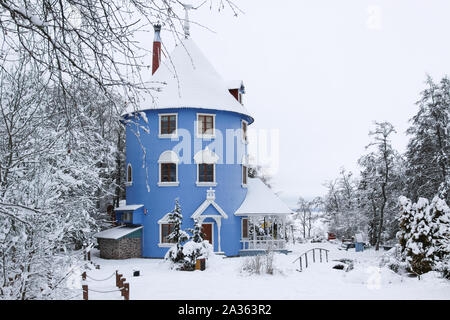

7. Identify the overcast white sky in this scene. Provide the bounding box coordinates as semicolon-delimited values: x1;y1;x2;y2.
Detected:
144;1;450;208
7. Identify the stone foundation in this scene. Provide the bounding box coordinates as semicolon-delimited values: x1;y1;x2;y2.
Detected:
98;237;141;259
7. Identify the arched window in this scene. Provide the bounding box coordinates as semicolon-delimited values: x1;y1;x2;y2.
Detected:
126;164;132;186
194;147;219;187
158;150;180;186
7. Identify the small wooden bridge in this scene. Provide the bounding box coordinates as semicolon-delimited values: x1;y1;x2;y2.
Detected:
292;248;329;272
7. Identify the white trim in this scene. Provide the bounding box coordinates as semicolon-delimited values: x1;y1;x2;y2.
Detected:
158;113;178;139
196;113;216;139
191;193;228;220
200;222;214;248
158;213;177;247
193;147;219;164
196;163;216;187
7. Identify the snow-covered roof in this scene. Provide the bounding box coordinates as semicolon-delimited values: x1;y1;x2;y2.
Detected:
94;226;143;240
226;80;244;90
123;39;253;123
114;204;144;211
235;178;294;216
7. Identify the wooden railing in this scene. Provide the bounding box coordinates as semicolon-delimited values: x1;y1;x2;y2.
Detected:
241;237;286;250
292;248;329;272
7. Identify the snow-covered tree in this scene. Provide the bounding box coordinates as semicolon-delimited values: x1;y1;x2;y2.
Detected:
0;58;124;299
405;75;450;203
398;195;450;277
0;0;241;116
397;196;415;255
164;199;189;266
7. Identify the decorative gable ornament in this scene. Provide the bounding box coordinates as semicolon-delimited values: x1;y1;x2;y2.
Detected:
193;147;219;164
191;188;228;220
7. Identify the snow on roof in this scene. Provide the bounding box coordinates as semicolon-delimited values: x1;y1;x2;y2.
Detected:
94;226;143;240
235;178;294;216
226;80;244;90
124;39;253;123
115;204;144;211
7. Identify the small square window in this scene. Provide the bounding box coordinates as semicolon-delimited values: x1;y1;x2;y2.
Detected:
161;163;177;182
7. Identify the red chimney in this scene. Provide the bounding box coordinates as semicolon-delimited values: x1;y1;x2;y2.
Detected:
152;24;161;75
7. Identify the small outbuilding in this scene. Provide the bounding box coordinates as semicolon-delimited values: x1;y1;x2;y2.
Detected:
94;226;143;259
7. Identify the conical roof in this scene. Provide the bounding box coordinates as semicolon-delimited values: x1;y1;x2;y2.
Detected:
124;39;253;123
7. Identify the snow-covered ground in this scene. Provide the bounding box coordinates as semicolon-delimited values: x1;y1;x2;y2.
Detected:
68;242;450;300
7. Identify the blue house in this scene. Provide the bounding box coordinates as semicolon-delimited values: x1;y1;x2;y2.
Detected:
95;22;293;259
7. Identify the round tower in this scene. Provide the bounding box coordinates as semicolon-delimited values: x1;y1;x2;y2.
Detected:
121;30;253;257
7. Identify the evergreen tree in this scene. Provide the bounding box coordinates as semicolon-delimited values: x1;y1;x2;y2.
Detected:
428;196;450;268
405;75;450;203
405;198;434;275
397;196;415;255
165;199;189;265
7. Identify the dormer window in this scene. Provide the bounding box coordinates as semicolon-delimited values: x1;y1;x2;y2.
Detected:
159;113;178;138
126;164;132;186
197;113;215;138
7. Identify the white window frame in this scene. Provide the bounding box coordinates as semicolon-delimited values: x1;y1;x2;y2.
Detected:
158;151;180;187
196;113;216;139
125;163;133;186
158;113;178;139
196;163;217;187
158;213;176;248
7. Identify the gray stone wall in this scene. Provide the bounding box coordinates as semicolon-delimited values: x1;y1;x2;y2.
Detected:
98;237;141;259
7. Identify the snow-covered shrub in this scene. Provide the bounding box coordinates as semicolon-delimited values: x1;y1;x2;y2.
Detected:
241;255;264;275
240;249;277;276
181;240;214;271
379;245;408;274
396;195;450;277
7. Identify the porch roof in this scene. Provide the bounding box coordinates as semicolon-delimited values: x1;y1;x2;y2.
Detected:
94;226;143;240
235;178;294;216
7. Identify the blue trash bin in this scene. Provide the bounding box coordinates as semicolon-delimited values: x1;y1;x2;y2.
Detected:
355;242;364;252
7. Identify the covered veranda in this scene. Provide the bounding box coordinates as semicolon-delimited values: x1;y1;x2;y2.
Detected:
235;178;294;255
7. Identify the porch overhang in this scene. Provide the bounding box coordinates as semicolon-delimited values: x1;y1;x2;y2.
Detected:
235;178;294;217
